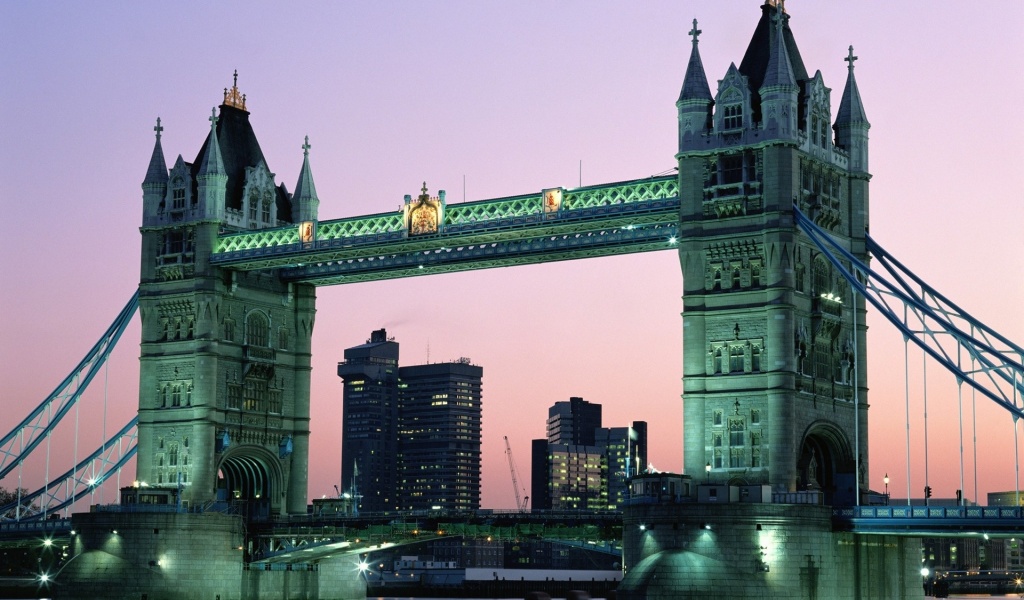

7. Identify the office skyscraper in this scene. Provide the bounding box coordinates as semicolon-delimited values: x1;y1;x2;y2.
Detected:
338;329;482;512
546;397;602;446
398;360;483;511
337;329;400;512
532;397;646;510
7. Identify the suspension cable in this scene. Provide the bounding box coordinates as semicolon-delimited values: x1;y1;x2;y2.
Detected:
853;283;861;506
904;304;912;506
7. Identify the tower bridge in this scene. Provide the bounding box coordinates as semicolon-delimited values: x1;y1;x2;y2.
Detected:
2;2;1023;599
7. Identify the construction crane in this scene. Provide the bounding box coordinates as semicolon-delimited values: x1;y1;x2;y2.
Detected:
503;436;529;511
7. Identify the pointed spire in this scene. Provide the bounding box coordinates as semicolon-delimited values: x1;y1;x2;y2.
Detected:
678;19;712;103
143;117;169;186
836;45;869;125
292;135;320;222
760;5;796;90
198;107;226;177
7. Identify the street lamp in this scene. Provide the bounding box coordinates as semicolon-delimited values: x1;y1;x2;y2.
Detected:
884;473;889;505
705;462;711;484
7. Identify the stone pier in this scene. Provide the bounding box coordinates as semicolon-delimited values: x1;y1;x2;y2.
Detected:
53;511;366;600
618;501;922;599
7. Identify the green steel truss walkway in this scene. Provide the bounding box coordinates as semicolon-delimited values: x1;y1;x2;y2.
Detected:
211;175;680;285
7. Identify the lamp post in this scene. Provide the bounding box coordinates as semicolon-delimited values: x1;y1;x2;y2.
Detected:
705;462;711;484
884;473;890;505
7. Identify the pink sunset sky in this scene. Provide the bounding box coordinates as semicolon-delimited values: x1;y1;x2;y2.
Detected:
1;1;1022;510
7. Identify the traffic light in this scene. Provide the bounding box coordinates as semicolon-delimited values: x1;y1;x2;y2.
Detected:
956;489;962;505
924;486;932;499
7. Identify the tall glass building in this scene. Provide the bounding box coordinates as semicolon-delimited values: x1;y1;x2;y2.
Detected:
338;329;482;512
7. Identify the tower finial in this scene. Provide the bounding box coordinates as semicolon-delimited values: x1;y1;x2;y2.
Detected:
302;135;311;156
224;70;247;110
421;181;429;197
845;45;858;72
689;18;701;46
209;107;218;129
154;117;163;141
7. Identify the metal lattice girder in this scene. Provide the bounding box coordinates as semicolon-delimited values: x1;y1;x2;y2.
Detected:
0;291;139;481
284;220;680;286
794;207;1024;421
210;175;678;271
0;418;137;521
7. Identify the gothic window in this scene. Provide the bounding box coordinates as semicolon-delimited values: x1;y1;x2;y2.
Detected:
245;312;269;347
713;449;723;469
249;191;259;221
168;443;179;467
751;345;762;372
278;328;289;351
172;187;185;210
814;340;833;380
751;263;762;287
243;379;268;412
729;345;745;373
185;383;192;406
751;448;762;468
224;319;235;342
160;385;168;408
713;347;724;374
171;385;181;408
723;99;743;130
185;317;194;340
713;410;723;427
164;230;184;255
157;471;164;484
713;270;722;290
227;383;242;410
730;449;745;468
750;409;761;425
812;256;831;297
729;418;745;447
732;269;741;289
721;155;744;185
751;432;762;447
261;199;271;223
713;433;723;448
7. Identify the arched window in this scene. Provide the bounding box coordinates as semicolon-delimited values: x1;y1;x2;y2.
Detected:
245;312;270;347
812;256;831;297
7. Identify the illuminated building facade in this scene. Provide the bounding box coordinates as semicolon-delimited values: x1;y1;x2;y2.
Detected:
397;360;483;511
532;397;646;510
136;75;318;516
338;330;482;512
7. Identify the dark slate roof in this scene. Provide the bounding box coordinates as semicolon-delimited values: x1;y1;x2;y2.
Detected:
836;58;869;125
143;134;169;186
190;104;293;222
678;27;713;103
737;4;809;123
292;145;319;214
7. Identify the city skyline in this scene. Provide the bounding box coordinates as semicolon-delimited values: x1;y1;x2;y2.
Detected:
1;2;1022;510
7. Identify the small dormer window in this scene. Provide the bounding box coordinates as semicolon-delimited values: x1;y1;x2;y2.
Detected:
172;187;185;210
261;196;271;223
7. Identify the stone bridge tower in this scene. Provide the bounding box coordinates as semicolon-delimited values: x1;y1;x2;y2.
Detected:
136;76;319;516
676;3;871;502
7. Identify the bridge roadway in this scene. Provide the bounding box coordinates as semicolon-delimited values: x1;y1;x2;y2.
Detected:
2;503;1021;564
247;508;624;565
209;175;681;285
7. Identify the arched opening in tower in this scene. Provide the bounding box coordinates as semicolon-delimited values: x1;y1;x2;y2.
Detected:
218;453;274;520
798;424;854;505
